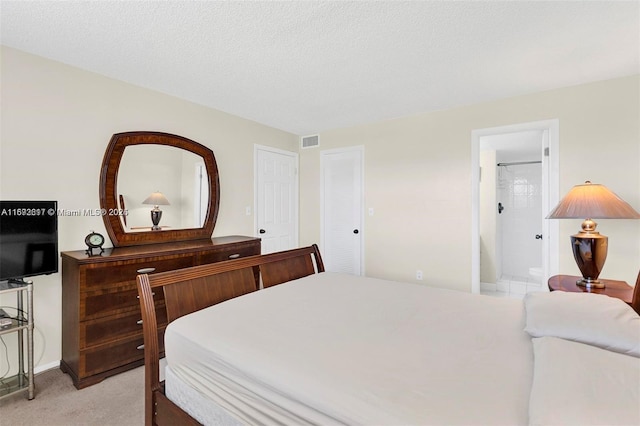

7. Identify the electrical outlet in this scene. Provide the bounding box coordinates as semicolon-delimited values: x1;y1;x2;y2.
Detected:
416;270;423;280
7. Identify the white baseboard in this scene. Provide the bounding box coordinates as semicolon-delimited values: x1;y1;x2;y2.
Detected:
35;360;60;374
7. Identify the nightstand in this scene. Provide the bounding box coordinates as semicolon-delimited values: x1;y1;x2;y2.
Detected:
547;275;634;309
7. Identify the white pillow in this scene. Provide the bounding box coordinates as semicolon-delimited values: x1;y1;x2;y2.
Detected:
524;291;640;357
529;336;640;426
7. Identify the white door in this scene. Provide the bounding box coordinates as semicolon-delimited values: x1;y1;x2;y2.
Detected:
255;146;298;254
321;146;364;274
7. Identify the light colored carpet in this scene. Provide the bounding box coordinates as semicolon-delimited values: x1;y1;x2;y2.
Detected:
0;366;144;425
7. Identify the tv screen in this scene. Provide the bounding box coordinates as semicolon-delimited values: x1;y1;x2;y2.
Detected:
0;201;58;282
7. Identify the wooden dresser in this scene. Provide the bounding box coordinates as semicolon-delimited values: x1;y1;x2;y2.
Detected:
60;235;260;389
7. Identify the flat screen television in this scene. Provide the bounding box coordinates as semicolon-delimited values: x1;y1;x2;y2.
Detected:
0;201;59;282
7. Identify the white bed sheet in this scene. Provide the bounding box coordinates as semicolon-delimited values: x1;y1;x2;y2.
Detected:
165;364;243;426
528;336;640;426
164;272;533;425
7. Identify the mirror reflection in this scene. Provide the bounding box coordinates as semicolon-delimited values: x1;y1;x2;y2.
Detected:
116;145;209;232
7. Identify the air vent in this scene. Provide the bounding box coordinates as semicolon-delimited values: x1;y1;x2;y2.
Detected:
301;135;319;149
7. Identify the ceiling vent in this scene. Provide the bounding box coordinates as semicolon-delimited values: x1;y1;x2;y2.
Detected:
301;135;319;149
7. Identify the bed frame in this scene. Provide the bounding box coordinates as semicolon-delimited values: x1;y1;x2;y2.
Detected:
136;244;325;426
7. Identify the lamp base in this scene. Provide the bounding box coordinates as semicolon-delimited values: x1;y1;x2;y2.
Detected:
576;278;605;289
570;229;607;289
150;208;163;231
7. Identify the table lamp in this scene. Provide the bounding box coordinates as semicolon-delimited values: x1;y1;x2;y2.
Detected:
546;181;640;288
142;191;170;231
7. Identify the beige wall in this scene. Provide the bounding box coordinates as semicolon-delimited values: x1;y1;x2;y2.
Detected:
300;75;640;292
0;46;298;371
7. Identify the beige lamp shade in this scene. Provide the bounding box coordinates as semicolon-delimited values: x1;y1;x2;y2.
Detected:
546;182;640;220
546;181;640;289
142;191;170;207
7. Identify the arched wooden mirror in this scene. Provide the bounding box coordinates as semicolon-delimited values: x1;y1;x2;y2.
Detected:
99;131;220;247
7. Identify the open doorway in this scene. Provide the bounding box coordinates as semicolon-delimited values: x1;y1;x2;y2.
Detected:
471;120;560;296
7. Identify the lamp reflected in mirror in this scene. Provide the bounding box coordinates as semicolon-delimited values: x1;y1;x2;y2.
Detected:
142;191;170;231
546;181;640;288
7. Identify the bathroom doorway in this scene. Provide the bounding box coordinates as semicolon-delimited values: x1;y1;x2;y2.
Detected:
471;120;559;295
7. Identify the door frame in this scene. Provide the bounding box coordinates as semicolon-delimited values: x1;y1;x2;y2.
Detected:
320;145;365;275
471;120;560;294
194;162;208;227
253;144;299;248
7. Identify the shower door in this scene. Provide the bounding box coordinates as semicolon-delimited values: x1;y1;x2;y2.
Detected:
496;162;543;285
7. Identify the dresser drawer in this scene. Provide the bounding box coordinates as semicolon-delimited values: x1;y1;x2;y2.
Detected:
81;283;166;319
197;243;260;264
80;328;165;377
80;304;168;349
83;254;195;289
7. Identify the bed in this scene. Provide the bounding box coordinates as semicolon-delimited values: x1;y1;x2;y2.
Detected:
136;245;640;426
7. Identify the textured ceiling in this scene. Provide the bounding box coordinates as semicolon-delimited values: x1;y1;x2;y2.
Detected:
1;1;638;136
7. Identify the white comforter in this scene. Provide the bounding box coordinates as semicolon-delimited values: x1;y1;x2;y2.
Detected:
164;272;533;425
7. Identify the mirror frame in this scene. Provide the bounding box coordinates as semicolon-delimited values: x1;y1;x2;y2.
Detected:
99;131;220;247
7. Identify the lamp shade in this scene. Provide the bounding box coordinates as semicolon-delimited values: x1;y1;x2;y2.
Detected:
546;182;640;219
142;191;170;206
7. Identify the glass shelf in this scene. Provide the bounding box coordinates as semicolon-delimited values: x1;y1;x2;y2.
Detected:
0;280;34;400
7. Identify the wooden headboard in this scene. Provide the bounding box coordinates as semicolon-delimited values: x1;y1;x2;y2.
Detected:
136;244;324;426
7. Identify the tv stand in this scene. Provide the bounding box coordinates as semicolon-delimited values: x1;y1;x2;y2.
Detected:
0;279;34;400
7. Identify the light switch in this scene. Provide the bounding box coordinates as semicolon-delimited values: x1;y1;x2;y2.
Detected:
368;207;374;216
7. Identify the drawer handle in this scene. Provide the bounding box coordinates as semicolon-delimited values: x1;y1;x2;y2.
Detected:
137;267;156;274
137;344;144;350
228;253;241;259
136;320;143;325
136;292;155;299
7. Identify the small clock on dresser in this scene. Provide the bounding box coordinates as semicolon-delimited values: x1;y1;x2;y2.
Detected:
84;231;105;256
